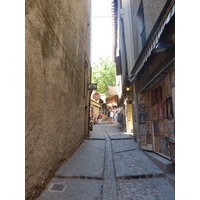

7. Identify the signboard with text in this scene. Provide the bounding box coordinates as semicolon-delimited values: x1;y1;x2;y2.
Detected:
88;83;97;90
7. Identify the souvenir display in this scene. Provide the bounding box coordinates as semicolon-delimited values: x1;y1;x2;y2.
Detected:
163;100;167;119
157;102;164;120
165;73;171;98
147;135;152;144
158;120;164;136
155;136;160;153
141;134;147;146
163;119;169;138
139;114;146;124
156;86;162;102
170;66;175;87
160;136;166;154
139;104;145;114
153;121;159;136
161;81;166;100
145;106;150;121
146;121;151;129
170;141;175;163
165;138;171;157
144;92;150;106
151;104;157;121
138;93;144;104
166;97;173;119
151;89;157;104
146;128;151;135
140;124;146;135
167;119;175;139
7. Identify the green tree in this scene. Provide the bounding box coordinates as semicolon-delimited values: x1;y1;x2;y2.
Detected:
92;57;116;96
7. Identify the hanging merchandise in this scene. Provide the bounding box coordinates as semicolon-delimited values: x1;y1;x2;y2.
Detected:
147;135;152;144
152;104;157;121
151;89;157;104
165;138;171;157
160;136;166;154
139;114;146;124
166;97;173;119
144;92;150;106
153;121;159;136
155;136;160;153
141;134;147;146
158;120;164;136
167;119;175;139
138;93;145;104
157;102;164;120
139;104;145;114
156;86;162;102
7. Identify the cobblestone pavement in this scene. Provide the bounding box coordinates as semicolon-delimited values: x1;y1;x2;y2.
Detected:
117;177;175;200
38;122;175;200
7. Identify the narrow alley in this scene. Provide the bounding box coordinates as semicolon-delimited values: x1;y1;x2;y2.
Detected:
38;121;175;200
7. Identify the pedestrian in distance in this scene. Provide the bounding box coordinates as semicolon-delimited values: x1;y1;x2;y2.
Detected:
98;112;102;124
109;109;113;124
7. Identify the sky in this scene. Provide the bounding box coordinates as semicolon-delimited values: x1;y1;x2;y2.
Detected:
91;0;113;65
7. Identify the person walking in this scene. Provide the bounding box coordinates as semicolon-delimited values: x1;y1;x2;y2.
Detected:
98;112;102;124
109;109;113;124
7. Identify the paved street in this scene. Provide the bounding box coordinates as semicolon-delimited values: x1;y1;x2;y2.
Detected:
38;120;175;200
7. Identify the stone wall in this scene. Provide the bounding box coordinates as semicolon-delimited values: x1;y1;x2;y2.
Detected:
25;0;91;199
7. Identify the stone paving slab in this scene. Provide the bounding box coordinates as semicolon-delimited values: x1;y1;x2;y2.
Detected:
38;177;102;200
56;140;105;179
113;150;163;178
112;139;138;154
117;177;175;200
88;124;106;140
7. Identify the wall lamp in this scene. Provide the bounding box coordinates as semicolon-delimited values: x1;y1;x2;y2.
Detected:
153;41;174;53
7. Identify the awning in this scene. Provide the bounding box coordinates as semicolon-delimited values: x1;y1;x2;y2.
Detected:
131;1;175;81
106;95;118;105
115;51;122;75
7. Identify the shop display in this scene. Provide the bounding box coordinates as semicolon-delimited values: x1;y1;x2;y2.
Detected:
145;106;150;121
141;134;147;146
151;89;157;104
158;120;164;136
167;119;175;139
152;104;157;121
170;66;175;87
140;124;146;134
165;138;171;157
147;135;152;144
138;93;144;104
153;121;159;136
166;97;173;119
155;136;160;153
160;136;166;154
157;102;164;120
144;92;150;106
146;121;151;129
139;114;146;124
156;86;162;102
163;100;167;119
163;119;169;138
170;141;175;163
165;73;171;98
139;104;145;114
161;81;166;100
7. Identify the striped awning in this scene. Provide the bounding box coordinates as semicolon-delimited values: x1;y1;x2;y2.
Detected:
132;3;175;81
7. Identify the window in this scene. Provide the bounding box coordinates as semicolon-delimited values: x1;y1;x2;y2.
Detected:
137;0;146;48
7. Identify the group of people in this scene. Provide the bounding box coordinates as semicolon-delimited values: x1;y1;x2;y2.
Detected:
97;108;122;127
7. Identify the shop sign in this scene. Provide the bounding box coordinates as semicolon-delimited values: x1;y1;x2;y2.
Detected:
93;92;100;101
88;83;97;90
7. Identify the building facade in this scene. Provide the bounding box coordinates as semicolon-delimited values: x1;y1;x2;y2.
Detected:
112;0;175;162
25;0;91;199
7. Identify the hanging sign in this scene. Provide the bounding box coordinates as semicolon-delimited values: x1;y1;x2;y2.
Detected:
88;83;97;90
93;92;100;101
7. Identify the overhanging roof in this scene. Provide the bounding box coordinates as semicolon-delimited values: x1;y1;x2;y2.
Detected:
130;0;175;81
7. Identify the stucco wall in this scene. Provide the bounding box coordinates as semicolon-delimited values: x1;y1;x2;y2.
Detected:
25;0;91;199
130;0;167;62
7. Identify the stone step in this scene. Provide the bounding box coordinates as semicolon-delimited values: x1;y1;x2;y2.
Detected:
143;151;175;174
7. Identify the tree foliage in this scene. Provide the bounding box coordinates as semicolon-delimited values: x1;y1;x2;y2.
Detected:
92;57;116;96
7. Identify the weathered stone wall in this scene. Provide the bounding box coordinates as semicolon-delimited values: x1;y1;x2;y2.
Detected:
25;0;91;199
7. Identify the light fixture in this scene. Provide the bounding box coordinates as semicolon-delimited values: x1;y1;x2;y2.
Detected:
126;87;130;91
153;41;174;53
